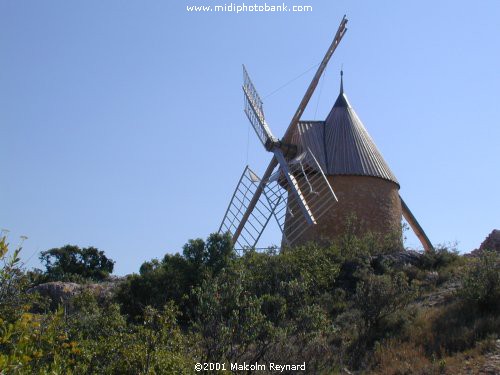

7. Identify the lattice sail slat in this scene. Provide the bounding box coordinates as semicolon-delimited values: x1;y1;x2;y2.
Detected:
243;65;277;149
218;166;280;251
263;148;338;246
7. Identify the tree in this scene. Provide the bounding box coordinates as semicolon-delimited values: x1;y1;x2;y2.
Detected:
40;245;114;282
117;233;236;321
182;232;235;277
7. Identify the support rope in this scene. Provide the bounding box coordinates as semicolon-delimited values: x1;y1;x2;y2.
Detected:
314;67;328;120
263;61;321;99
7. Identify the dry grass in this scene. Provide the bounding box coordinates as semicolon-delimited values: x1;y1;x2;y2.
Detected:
370;340;433;374
365;303;500;375
369;337;498;375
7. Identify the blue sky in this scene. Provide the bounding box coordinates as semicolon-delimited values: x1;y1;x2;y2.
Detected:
1;1;499;275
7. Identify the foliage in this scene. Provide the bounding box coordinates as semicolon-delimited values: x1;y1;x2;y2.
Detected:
354;271;415;333
459;250;500;313
116;252;192;321
192;266;276;364
70;298;197;374
39;245;115;282
2;231;500;374
338;213;403;256
82;303;196;374
1;308;72;373
239;243;341;300
116;232;234;321
0;238;84;373
365;251;500;373
0;294;195;374
0;237;36;323
418;244;461;271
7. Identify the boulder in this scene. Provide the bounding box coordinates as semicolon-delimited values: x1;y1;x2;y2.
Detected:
373;250;423;268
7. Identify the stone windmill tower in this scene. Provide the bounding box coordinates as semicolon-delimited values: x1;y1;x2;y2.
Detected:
284;71;403;248
219;16;433;252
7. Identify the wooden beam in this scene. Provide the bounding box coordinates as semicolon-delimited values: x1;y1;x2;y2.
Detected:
400;195;434;252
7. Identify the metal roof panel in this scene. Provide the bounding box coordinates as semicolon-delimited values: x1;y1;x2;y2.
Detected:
324;93;399;184
286;90;398;185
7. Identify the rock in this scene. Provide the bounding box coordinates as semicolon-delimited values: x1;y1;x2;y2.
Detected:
469;229;500;257
479;230;500;252
480;340;500;375
374;250;423;268
417;280;461;308
28;278;125;309
28;282;82;307
424;271;439;284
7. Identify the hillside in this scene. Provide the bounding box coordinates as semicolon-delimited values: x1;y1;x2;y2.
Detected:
1;231;499;374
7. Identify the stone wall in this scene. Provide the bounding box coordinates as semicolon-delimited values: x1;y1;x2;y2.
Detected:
284;175;403;248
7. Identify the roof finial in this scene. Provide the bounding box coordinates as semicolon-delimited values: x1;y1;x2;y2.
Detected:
333;67;350;108
340;67;344;94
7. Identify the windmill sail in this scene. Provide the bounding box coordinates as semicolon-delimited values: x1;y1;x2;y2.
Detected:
218;166;281;250
243;65;277;150
242;66;318;226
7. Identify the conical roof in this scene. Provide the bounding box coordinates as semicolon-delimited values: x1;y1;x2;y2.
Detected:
323;75;399;185
285;73;399;186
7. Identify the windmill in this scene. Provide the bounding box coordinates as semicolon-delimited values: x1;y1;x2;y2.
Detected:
219;15;434;252
219;16;347;249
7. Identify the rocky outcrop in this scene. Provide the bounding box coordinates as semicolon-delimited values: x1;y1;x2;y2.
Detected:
479;229;500;252
29;282;81;306
470;229;500;257
28;277;125;309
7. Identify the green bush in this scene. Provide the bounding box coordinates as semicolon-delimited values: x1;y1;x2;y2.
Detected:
1;291;196;373
192;266;276;364
419;245;460;271
459;250;500;313
0;237;37;323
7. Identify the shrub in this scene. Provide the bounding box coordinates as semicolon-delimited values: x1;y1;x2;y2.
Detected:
354;271;415;333
1;289;196;373
419;245;460;271
459;250;500;313
192;266;276;364
240;243;341;300
0;237;36;323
